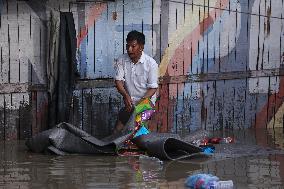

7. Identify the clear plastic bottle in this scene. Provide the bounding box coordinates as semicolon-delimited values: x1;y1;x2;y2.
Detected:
185;174;233;189
207;180;234;189
185;173;219;189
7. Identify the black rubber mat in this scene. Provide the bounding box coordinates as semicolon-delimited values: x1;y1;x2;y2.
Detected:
26;122;203;160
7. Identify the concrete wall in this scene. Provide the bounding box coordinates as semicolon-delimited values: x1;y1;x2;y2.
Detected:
0;0;283;140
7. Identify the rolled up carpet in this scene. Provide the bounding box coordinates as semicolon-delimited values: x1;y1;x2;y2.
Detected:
26;122;204;160
131;133;202;160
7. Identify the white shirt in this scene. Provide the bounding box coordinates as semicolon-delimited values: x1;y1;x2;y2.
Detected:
114;52;158;104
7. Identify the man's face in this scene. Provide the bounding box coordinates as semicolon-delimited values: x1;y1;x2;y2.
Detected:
126;40;144;62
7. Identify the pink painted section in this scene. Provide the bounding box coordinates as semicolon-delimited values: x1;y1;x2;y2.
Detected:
167;0;229;77
76;3;107;48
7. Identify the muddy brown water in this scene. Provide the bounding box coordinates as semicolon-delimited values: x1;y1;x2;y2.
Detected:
1;128;284;189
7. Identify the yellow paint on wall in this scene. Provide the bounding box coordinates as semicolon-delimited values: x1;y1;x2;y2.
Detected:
267;102;284;128
267;102;284;149
159;0;224;77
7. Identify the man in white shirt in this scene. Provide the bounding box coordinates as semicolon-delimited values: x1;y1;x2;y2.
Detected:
113;30;158;133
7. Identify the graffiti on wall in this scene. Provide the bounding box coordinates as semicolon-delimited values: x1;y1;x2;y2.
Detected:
0;0;284;139
75;0;284;132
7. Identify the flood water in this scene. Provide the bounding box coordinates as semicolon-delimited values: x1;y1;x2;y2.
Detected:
1;128;284;189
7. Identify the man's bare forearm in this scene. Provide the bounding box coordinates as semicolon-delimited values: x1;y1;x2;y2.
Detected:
115;80;129;98
142;88;157;99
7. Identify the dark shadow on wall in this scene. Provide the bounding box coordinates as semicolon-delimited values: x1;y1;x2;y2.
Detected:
25;0;48;26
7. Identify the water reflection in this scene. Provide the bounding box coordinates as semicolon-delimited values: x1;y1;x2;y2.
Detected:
0;128;284;189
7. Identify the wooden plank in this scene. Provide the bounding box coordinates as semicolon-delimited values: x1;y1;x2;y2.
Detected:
91;2;111;78
140;0;153;57
160;0;169;61
0;17;9;83
155;83;169;132
176;83;185;132
168;0;184;76
82;89;92;134
249;1;267;93
5;93;18;140
182;82;202;131
85;3;95;78
159;68;284;84
183;2;193;75
204;81;215;130
11;93;23;140
168;83;177;132
19;93;31;139
36;91;48;132
112;0;124;59
3;94;9;140
71;90;83;129
202;0;210;74
39;24;47;84
232;79;246;129
167;0;184;132
227;1;241;72
30;91;38;136
0;95;4;140
0;83;46;93
107;87;123;135
153;0;161;62
222;80;236;130
92;88;114;138
24;6;47;84
200;81;208;130
177;94;191;133
18;2;31;84
77;2;87;78
213;80;224;130
8;1;20;83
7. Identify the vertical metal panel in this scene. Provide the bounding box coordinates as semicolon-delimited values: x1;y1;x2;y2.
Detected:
72;90;83;129
0;94;4;140
18;93;31;139
0;15;9;83
82;89;92;134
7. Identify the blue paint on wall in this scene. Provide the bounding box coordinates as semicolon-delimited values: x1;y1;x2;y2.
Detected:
115;24;152;32
173;0;261;131
79;38;88;78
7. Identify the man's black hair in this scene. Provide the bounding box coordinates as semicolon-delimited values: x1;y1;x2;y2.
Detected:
126;30;145;45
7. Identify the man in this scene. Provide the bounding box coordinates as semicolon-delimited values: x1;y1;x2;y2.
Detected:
113;30;158;133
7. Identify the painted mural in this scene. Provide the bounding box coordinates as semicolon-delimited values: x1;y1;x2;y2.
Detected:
74;0;284;133
0;0;283;140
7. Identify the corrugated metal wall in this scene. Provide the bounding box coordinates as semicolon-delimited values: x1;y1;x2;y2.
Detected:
0;0;283;140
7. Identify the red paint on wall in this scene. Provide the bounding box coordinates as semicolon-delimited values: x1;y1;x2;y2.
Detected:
150;0;229;132
76;3;107;48
254;76;284;128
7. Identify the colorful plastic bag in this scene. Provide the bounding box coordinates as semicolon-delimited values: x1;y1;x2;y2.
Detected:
135;98;154;114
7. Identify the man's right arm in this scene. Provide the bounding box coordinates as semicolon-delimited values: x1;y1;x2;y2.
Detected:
114;57;133;112
115;80;133;112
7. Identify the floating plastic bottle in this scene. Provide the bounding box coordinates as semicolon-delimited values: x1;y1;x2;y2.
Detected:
208;137;234;144
207;180;234;189
185;173;219;189
185;173;233;189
